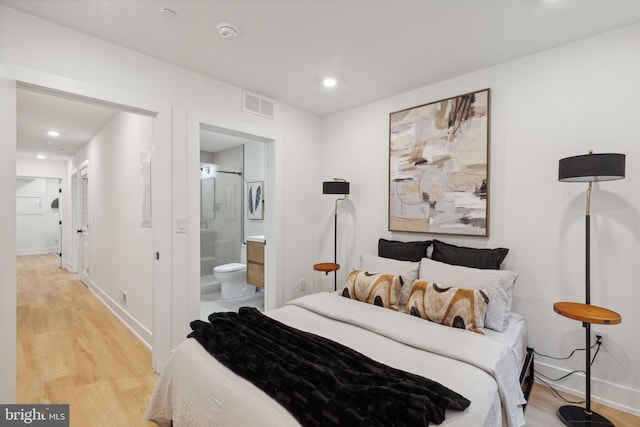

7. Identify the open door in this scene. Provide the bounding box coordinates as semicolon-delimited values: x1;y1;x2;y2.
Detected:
76;166;90;285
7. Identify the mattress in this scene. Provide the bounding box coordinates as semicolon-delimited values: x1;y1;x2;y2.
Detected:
145;292;526;427
484;311;527;368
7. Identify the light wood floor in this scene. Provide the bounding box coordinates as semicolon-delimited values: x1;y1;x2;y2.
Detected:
526;381;639;426
17;254;639;426
17;254;158;426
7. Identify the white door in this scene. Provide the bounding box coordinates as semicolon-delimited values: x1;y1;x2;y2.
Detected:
77;166;90;285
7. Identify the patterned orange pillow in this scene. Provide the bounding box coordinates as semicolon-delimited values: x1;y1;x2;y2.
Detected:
404;280;489;334
340;269;403;311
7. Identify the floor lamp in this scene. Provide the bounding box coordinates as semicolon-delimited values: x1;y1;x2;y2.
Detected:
555;151;625;427
314;178;350;291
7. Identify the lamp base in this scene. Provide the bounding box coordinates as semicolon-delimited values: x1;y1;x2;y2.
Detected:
558;405;614;426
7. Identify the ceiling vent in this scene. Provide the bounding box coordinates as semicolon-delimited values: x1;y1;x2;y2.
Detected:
243;91;275;120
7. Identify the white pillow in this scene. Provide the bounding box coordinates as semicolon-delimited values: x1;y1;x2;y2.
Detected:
418;257;518;332
360;254;420;306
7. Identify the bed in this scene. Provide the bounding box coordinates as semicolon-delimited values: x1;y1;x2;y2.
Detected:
145;240;533;427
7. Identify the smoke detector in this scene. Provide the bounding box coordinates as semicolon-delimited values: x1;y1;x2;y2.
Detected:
159;8;178;20
217;23;239;39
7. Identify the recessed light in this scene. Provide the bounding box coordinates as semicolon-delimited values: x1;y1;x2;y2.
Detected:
322;77;338;88
37;154;46;159
47;130;60;137
314;73;345;89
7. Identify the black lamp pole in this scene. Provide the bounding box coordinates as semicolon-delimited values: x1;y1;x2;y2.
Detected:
584;184;592;415
322;179;350;291
333;205;338;290
557;151;625;427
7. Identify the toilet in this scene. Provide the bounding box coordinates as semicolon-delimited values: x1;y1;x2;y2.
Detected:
213;244;256;300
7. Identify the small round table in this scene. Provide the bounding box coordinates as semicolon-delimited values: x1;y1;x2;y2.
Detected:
313;262;340;274
553;301;621;427
553;302;621;325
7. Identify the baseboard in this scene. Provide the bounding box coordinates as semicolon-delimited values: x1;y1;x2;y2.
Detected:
87;280;153;351
16;248;58;256
535;360;640;417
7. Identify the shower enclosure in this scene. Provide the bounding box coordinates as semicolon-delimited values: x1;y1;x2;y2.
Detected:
200;163;243;291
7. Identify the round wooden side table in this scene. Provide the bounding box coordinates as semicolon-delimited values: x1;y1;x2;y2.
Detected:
313;262;340;274
553;301;621;427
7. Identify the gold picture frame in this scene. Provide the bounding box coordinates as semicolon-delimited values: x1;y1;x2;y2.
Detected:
388;88;490;236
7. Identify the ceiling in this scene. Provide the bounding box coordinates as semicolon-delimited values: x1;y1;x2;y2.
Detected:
17;86;262;161
17;87;120;162
7;0;640;160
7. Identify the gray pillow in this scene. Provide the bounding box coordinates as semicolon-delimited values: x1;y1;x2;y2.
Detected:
431;239;508;270
378;238;431;262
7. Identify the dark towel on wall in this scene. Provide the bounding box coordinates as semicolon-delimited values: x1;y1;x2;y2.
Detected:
188;307;470;427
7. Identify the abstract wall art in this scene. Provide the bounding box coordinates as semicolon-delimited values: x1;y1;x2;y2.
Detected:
388;89;490;236
247;181;264;220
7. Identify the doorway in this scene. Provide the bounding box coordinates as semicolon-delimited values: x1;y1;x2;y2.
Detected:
15;176;61;257
199;127;266;318
186;112;280;328
13;81;173;375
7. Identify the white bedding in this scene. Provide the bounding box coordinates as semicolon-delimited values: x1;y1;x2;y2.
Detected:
145;292;526;427
484;311;528;369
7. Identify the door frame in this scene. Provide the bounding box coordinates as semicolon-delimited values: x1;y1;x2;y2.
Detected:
70;169;78;273
75;162;90;284
186;111;284;329
0;66;17;403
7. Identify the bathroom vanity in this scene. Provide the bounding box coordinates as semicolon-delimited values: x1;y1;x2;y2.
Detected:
246;236;265;288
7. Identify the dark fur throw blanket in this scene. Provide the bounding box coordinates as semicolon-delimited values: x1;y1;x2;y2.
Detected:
188;307;470;427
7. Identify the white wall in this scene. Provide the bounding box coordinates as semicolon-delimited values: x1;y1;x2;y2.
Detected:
0;4;322;397
244;140;266;240
16;157;67;178
320;23;640;414
15;177;61;255
16;158;70;261
72;112;154;342
0;66;17;403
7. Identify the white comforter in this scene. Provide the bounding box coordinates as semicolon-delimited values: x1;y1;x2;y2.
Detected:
145;292;526;427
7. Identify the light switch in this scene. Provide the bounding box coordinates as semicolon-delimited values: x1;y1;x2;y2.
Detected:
176;216;186;233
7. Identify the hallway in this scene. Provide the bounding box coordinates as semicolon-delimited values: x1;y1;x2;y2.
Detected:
16;254;157;426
